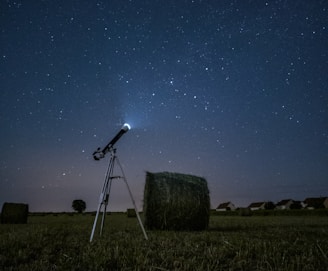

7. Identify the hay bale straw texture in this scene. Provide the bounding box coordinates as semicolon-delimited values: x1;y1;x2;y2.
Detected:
143;171;210;231
1;202;29;224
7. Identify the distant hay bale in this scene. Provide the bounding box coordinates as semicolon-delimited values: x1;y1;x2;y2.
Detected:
143;171;210;231
127;208;137;218
1;202;29;224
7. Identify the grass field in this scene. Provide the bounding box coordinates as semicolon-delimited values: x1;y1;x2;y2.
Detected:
0;212;327;270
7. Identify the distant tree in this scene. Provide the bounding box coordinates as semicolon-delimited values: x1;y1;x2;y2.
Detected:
290;201;302;209
72;199;86;213
265;201;275;210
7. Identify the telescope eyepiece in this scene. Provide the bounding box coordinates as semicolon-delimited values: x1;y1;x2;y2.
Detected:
93;148;105;160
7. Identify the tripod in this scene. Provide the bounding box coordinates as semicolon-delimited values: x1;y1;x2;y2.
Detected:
90;148;148;242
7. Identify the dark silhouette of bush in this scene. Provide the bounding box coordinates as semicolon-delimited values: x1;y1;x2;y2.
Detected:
290;201;302;209
265;201;276;210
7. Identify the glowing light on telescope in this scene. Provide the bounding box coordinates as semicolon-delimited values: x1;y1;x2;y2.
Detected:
123;123;131;131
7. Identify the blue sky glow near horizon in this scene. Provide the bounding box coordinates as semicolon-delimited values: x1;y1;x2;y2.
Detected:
1;0;328;212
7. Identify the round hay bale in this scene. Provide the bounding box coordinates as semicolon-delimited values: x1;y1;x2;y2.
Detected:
1;202;29;224
143;171;210;231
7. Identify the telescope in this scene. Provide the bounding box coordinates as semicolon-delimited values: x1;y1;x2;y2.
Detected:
90;121;148;241
93;123;131;160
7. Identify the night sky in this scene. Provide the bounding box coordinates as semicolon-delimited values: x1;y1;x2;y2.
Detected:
1;0;327;212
